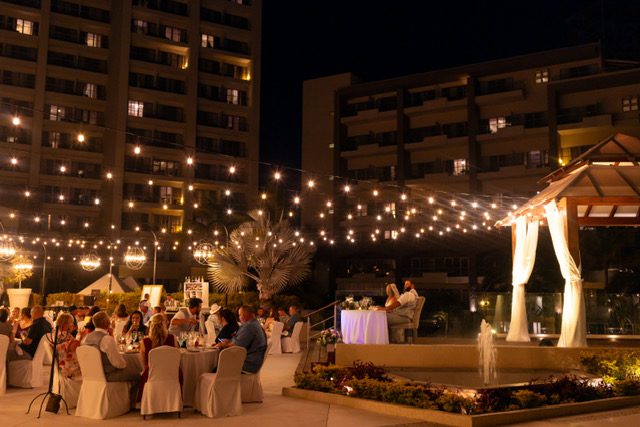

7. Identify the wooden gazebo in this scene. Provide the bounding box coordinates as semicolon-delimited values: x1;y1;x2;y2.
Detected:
498;133;640;347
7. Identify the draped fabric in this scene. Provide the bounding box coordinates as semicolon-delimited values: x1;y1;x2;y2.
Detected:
507;216;539;342
544;201;587;347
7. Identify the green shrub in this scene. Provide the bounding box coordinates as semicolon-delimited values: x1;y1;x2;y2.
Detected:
46;292;77;307
294;372;335;393
581;350;640;394
435;393;474;414
511;390;547;409
613;379;640;396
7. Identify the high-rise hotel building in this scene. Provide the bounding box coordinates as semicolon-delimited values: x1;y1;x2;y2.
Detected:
302;43;640;291
0;0;261;285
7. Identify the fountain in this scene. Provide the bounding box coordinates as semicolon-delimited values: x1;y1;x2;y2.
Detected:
478;319;497;385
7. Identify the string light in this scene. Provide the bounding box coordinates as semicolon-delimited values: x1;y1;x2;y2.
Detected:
10;157;17;165
274;171;281;180
229;165;236;174
12;116;20;126
134;145;141;155
77;133;85;143
187;157;194;165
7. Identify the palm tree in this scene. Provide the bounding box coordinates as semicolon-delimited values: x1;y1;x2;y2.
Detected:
207;210;315;299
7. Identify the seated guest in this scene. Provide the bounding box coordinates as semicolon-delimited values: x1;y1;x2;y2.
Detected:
80;306;101;339
384;283;400;308
15;307;32;339
139;301;152;325
217;306;267;374
137;314;182;401
53;313;81;380
111;304;129;338
256;307;268;324
282;305;301;335
82;311;140;407
277;307;290;327
122;310;147;339
151;304;166;316
262;307;279;335
205;303;222;336
379;282;417;343
9;306;20;324
213;309;239;345
7;305;52;361
169;297;202;335
0;307;15;342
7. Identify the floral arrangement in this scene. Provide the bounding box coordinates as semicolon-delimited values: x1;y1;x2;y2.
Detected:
317;328;342;346
340;296;374;310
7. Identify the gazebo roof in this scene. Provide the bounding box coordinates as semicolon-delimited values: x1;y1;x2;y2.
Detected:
498;133;640;226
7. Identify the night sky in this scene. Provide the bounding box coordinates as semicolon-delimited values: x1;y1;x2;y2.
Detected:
258;0;639;180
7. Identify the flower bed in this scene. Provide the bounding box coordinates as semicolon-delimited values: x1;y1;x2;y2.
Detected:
294;361;640;415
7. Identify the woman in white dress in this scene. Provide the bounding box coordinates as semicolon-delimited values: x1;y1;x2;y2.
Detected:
384;283;400;308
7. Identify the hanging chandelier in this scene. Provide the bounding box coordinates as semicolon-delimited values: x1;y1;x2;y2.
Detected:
79;252;101;271
0;237;17;261
124;246;146;270
193;240;216;265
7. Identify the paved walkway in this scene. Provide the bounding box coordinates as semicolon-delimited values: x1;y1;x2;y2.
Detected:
2;351;640;426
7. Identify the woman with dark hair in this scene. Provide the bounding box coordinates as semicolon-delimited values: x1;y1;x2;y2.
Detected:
122;310;147;339
15;307;32;339
0;307;15;342
213;309;239;344
111;303;129;338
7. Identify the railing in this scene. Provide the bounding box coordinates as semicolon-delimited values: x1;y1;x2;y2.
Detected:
304;300;340;350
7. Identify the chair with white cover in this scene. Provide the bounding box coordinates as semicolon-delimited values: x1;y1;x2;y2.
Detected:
241;340;271;403
268;321;283;354
52;356;81;409
281;321;303;353
141;346;182;418
389;296;426;344
194;346;246;418
8;335;48;388
0;335;8;394
75;346;130;419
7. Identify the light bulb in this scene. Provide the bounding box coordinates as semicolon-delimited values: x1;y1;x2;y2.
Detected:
229;165;236;174
134;145;141;155
77;133;85;142
187;157;193;165
12;116;20;126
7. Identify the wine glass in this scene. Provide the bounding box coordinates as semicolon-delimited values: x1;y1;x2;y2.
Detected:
177;332;186;348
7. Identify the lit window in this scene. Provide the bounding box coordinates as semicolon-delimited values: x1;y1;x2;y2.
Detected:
133;19;148;34
86;33;102;48
453;159;467;176
226;89;239;104
535;69;549;84
128;100;144;117
489;117;507;134
16;19;34;35
49;105;66;121
83;83;97;99
49;131;61;148
201;33;214;48
164;26;182;42
622;96;638;112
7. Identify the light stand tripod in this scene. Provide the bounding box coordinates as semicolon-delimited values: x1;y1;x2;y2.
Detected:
26;326;70;418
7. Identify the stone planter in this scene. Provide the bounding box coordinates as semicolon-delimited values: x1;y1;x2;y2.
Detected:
7;288;32;308
282;387;640;427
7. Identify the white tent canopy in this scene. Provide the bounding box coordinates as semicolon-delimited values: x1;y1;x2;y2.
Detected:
497;133;640;348
122;276;140;292
77;273;136;295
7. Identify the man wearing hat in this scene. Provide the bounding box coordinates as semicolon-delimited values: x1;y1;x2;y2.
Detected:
205;303;222;337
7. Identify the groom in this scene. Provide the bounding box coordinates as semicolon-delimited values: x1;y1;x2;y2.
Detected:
381;280;418;343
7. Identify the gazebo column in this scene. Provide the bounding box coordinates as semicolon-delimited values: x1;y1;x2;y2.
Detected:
548;199;587;347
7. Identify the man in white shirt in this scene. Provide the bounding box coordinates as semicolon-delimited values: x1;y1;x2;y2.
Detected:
139;301;152;325
169;297;202;336
404;280;419;297
380;282;417;343
82;311;140;407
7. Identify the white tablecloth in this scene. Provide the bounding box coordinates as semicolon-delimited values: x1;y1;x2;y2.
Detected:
340;310;389;344
123;348;219;406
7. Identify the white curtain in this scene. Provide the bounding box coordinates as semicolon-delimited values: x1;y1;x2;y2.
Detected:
544;200;587;347
506;216;539;342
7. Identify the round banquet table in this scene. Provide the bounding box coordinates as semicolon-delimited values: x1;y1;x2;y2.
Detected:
340;310;389;344
123;348;219;406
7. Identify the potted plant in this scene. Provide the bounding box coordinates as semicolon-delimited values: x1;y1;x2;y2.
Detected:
4;255;33;308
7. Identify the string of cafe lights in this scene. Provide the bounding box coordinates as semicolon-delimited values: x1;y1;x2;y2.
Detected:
1;103;531;252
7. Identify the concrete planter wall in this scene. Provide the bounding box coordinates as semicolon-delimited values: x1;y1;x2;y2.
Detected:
7;288;32;308
283;387;640;427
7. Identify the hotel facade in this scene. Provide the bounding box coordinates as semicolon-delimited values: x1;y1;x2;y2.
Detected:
0;0;261;287
301;43;640;292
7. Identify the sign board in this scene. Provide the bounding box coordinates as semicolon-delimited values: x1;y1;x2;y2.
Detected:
183;281;209;307
141;285;164;307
